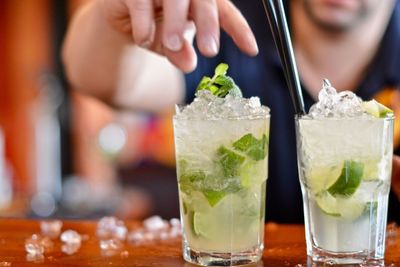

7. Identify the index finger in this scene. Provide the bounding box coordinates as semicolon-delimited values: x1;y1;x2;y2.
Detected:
162;0;190;52
218;0;258;56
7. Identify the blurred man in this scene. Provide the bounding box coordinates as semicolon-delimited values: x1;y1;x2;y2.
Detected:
63;0;400;223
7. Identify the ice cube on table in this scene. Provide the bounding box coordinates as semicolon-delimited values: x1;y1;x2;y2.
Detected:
143;216;168;232
61;243;81;255
26;253;44;263
40;220;62;238
60;230;82;245
25;243;44;256
96;216;127;240
127;230;144;244
25;234;53;255
25;234;45;256
99;238;123;251
169;218;181;228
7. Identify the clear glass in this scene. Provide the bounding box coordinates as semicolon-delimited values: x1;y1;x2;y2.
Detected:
296;116;394;265
173;116;270;266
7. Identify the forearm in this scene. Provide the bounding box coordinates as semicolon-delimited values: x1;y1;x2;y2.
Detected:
62;1;130;102
62;1;185;112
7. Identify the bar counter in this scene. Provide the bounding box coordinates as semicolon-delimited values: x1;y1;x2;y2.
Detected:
0;219;399;266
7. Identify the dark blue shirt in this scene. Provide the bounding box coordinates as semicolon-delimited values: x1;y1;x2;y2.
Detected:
185;0;400;223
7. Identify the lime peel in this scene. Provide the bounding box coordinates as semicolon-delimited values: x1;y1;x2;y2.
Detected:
362;99;393;118
327;160;364;197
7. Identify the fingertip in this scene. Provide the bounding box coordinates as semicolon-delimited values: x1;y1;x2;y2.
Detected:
163;33;184;52
165;41;197;73
243;31;259;56
197;35;219;57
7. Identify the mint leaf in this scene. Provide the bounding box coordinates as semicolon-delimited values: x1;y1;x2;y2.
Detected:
196;76;212;92
233;134;268;161
217;146;245;177
202;189;226;207
214;63;228;77
327;161;364;197
214;75;234;88
195;63;242;98
179;170;206;194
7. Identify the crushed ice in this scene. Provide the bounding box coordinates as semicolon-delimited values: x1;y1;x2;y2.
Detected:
25;216;181;259
128;215;181;245
308;79;364;118
60;230;82;245
96;216;127;240
24;234;53;256
175;90;269;120
40;220;62;238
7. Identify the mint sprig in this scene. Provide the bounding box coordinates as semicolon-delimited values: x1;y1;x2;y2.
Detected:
178;133;268;207
233;134;269;161
196;63;242;98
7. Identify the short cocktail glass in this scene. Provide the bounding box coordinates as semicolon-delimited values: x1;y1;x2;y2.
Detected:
296;114;394;265
173;114;270;266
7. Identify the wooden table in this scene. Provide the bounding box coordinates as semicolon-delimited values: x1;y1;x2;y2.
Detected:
0;219;399;266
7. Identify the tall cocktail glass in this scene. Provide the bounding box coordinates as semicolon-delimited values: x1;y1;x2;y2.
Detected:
174;106;270;266
296;83;394;264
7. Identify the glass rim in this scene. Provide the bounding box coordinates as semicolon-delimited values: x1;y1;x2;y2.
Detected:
173;114;270;122
295;114;395;122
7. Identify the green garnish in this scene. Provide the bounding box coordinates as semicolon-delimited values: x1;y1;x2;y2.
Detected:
217;146;245;177
327;161;364;197
362;99;394;118
196;63;242;97
202;189;226;207
233;134;269;161
178;133;268;207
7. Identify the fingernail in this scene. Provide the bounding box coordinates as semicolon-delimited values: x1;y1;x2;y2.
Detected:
202;35;218;56
139;40;152;49
248;33;259;55
164;34;183;52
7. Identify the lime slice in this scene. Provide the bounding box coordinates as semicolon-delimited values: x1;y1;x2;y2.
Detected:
193;212;210;238
315;191;341;217
362;158;380;181
315;191;365;220
327;161;364;197
307;164;342;193
362;99;393;118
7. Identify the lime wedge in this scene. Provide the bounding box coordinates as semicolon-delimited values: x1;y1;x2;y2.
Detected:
202;189;226;207
307;164;342;193
328;161;364;197
362;99;393;118
193;212;210;238
315;191;365;220
315;191;341;217
362;158;380;181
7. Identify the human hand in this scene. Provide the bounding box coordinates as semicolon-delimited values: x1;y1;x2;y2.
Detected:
98;0;258;72
391;155;400;199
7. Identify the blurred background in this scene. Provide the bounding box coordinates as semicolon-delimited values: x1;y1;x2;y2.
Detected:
0;0;179;220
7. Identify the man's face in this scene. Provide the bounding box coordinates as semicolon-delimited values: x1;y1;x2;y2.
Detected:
301;0;381;32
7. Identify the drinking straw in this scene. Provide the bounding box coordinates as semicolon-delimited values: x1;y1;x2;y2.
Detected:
261;0;305;114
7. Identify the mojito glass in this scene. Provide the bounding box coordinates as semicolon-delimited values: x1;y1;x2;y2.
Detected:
296;81;394;264
174;116;269;266
173;64;270;266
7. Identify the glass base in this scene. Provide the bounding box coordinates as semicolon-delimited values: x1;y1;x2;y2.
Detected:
309;247;384;266
183;244;263;266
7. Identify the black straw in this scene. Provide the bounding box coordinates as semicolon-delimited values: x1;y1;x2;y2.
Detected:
261;0;305;115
